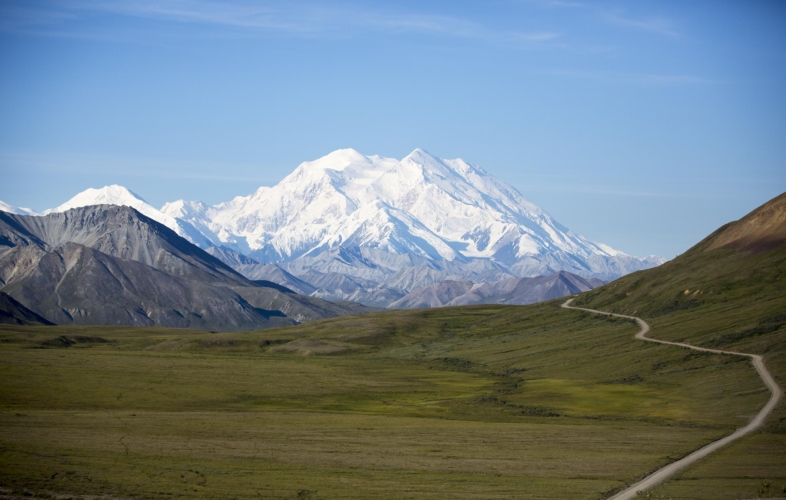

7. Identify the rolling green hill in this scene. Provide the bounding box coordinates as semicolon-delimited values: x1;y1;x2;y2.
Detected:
574;192;786;397
574;192;786;498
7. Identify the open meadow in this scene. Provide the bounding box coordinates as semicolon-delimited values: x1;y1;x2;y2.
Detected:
1;298;779;499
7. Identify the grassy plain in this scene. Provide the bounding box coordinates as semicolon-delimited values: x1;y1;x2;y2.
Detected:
0;297;776;499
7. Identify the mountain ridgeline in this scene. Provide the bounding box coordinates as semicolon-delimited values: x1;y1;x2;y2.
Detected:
574;192;786;320
2;149;663;308
160;149;662;284
0;206;372;330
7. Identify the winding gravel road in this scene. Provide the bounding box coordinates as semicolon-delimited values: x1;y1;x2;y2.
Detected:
561;298;783;500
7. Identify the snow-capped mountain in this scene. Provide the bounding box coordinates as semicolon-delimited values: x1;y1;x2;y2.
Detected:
9;149;664;307
161;148;664;282
0;201;38;216
42;185;211;247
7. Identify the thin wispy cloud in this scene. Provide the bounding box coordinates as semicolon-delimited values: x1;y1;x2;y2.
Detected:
509;31;562;43
0;0;685;55
1;0;687;50
527;0;681;38
81;0;548;42
524;0;586;8
76;1;310;32
0;0;563;47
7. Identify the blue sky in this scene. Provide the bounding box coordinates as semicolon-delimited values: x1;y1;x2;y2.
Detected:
1;0;784;258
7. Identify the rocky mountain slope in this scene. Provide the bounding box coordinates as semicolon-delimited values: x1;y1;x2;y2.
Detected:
0;291;53;325
205;246;260;267
236;263;318;296
0;206;372;330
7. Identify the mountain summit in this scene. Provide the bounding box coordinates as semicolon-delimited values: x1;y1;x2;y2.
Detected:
43;184;212;247
162;148;663;281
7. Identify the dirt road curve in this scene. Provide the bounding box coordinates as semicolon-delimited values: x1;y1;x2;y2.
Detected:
561;298;783;500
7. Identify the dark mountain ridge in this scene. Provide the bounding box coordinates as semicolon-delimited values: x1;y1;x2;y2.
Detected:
0;291;53;325
0;207;245;286
0;206;372;330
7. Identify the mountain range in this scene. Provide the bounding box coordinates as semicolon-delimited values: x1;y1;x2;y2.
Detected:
0;206;371;330
0;148;664;310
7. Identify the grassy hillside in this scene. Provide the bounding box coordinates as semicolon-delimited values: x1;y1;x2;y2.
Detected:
574;193;786;498
0;297;777;500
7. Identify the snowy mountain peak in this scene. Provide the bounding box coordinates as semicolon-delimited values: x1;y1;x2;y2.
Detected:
44;185;148;214
43;184;151;216
158;149;662;281
43;185;210;248
310;148;369;169
403;147;438;164
4;149;664;312
395;149;485;189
